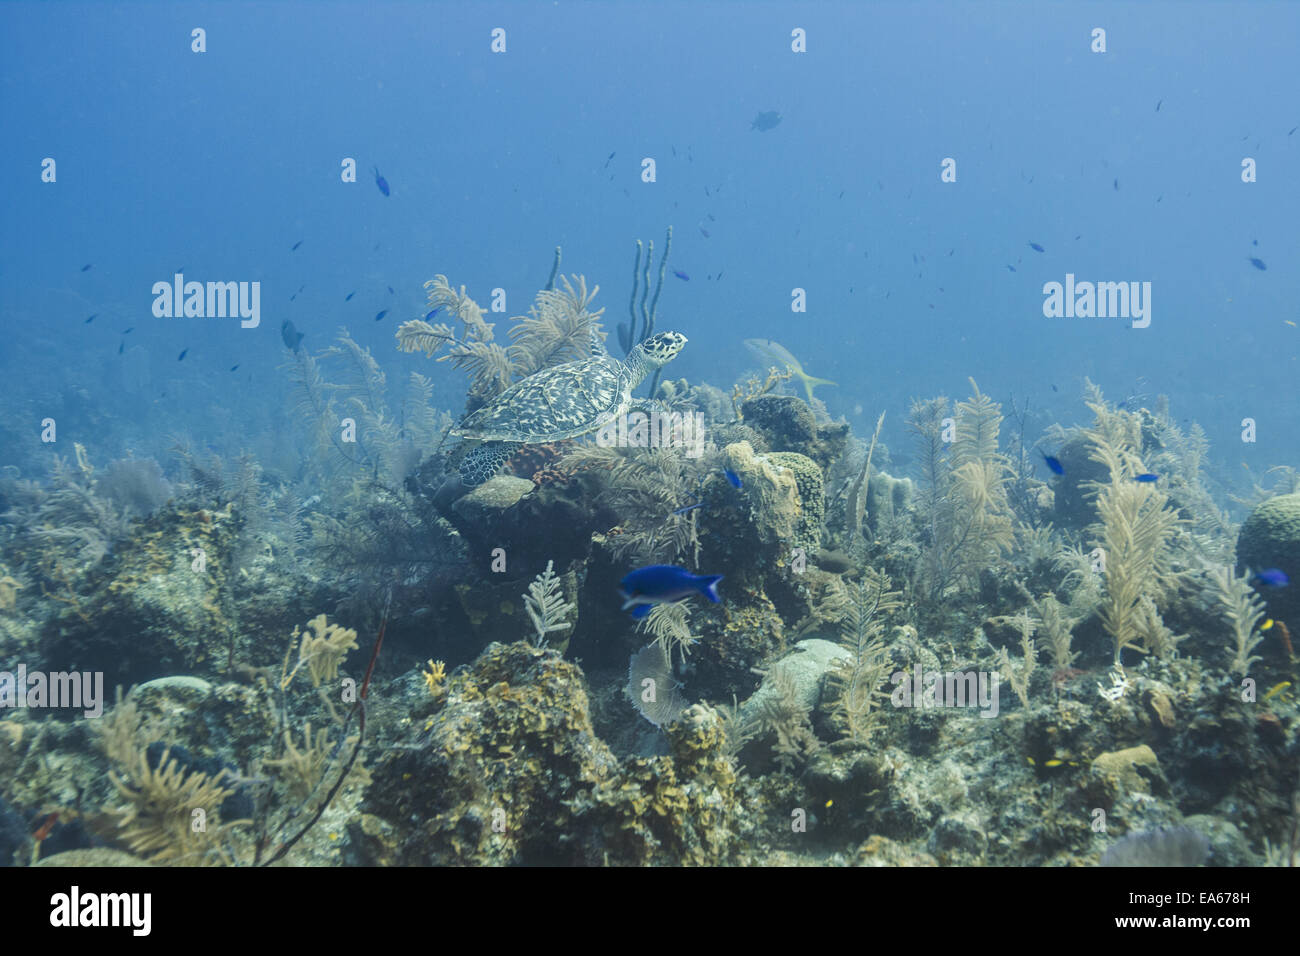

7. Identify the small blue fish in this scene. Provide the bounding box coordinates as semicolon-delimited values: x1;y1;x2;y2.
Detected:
1249;257;1267;271
1253;568;1290;588
291;240;303;251
374;309;388;322
1006;264;1016;272
230;364;240;372
424;307;442;322
1134;473;1159;483
178;348;188;361
672;502;705;516
723;467;743;489
84;314;97;324
118;342;124;354
1041;453;1065;476
122;327;134;334
619;565;723;620
673;270;690;281
387;286;395;295
373;166;389;196
345;291;355;301
1028;242;1045;253
81;263;92;272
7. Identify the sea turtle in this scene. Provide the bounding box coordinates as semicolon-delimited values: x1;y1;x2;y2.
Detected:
450;329;688;486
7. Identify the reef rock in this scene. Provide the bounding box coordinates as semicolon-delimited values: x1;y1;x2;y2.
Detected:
362;641;740;865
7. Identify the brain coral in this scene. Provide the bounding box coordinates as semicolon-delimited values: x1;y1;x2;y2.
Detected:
1236;492;1300;622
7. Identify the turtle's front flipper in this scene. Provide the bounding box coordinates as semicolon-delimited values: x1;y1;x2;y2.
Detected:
459;441;514;487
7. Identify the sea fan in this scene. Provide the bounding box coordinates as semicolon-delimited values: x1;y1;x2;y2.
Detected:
1101;827;1209;867
628;643;686;727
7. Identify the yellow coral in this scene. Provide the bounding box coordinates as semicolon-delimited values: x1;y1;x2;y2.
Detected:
422;659;447;699
283;614;359;689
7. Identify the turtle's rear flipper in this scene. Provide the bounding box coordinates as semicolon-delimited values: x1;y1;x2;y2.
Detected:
459;441;514;487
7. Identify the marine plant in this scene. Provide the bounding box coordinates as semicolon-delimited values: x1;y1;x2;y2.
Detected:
826;568;900;744
637;601;699;665
522;560;575;647
1083;390;1185;664
995;609;1038;708
750;664;821;770
100;694;247;865
396;273;605;410
907;380;1015;598
1207;564;1267;676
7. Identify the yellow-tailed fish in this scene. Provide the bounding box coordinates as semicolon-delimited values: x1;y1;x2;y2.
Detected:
743;338;837;404
1264;681;1291;701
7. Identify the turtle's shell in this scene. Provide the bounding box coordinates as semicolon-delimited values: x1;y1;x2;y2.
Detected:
451;355;632;442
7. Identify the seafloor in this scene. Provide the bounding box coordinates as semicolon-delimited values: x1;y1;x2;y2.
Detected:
1;269;1296;867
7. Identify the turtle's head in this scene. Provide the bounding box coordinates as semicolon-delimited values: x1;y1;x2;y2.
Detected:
638;331;688;368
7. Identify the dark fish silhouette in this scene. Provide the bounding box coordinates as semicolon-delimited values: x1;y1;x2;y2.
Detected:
751;110;782;132
123;327;134;334
424;307;442;321
345;291;355;301
1007;264;1017;272
84;314;96;323
1028;242;1045;252
723;467;743;489
291;240;303;251
81;264;92;272
281;319;305;352
1249;257;1267;271
374;309;388;322
673;270;689;281
387;286;395;295
1134;473;1159;483
603;151;615;169
1155;99;1162;112
230;364;240;372
373;166;389;196
699;226;710;238
118;342;124;354
178;349;188;361
1041;452;1065;476
1113;178;1119;191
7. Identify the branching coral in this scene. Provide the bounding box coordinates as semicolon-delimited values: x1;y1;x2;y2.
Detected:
100;695;246;865
397;273;606;409
1084;396;1185;664
282;614;359;689
827;569;899;744
522;560;575;647
1207;565;1267;676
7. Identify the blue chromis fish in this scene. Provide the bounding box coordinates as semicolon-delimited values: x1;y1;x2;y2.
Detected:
619;565;723;620
1028;242;1045;252
345;291;355;301
723;467;743;489
424;307;442;321
673;270;690;281
80;263;92;272
374;309;388;322
373;166;390;196
1040;452;1064;476
743;338;836;404
1248;257;1267;271
177;348;188;361
1134;473;1160;483
291;240;303;251
1252;568;1290;588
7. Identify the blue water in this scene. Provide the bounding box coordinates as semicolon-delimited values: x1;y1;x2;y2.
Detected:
3;2;1296;483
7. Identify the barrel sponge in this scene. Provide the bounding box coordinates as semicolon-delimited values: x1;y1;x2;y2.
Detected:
1236;492;1300;619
